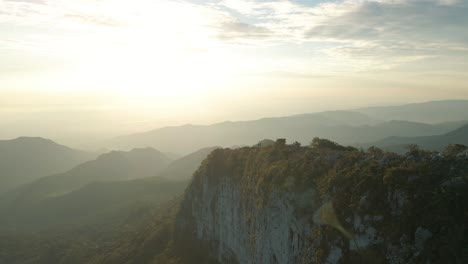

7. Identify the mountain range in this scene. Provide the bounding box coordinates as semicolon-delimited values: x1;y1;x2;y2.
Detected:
110;100;468;154
1;100;468;263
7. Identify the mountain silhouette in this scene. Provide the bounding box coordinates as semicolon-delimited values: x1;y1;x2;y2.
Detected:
0;137;95;193
367;124;468;153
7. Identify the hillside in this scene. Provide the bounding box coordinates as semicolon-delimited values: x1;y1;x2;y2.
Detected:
0;137;96;193
157;147;220;180
0;148;172;209
368;123;468;153
0;177;187;232
3;140;467;263
110;106;465;154
355;100;468;123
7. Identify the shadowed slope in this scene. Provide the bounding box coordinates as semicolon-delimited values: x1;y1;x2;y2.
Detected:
0;137;96;193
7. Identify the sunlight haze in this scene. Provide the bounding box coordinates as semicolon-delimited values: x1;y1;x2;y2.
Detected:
1;0;468;146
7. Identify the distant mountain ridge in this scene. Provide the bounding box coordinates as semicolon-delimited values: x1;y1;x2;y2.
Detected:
110;110;381;154
0;137;96;193
110;100;468;154
355;100;468;123
367;123;468;153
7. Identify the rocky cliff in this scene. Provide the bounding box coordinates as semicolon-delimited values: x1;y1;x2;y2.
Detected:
174;142;468;264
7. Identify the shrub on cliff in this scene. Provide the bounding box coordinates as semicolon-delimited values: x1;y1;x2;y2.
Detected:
444;144;467;157
310;137;357;152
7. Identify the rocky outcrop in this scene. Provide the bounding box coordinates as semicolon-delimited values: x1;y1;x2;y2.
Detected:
178;172;316;263
175;144;468;264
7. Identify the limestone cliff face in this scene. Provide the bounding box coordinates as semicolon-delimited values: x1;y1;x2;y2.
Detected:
178;169;316;263
175;145;468;264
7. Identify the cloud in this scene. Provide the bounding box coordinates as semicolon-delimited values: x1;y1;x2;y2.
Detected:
4;0;46;4
218;0;321;41
210;0;468;70
306;1;468;44
64;13;124;27
0;0;128;28
303;0;468;67
218;20;273;41
1;0;467;73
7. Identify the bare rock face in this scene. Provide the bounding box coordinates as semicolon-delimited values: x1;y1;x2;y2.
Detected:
179;176;316;263
174;145;468;264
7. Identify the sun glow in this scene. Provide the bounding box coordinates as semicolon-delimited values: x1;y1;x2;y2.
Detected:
2;0;467;140
5;0;246;106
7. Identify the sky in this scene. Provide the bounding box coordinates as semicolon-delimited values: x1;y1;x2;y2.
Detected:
1;0;468;145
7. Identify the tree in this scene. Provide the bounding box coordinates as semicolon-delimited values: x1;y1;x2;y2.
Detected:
405;144;420;157
310;137;356;151
275;138;286;146
257;139;275;147
367;146;384;155
444;144;467;157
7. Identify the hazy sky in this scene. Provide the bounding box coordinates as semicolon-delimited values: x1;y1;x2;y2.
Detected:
1;0;468;145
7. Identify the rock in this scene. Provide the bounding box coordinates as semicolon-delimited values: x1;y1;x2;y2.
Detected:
178;174;317;264
413;227;432;257
431;152;445;161
387;189;408;217
441;177;466;191
407;174;420;182
456;150;468;159
358;195;369;210
326;245;343;264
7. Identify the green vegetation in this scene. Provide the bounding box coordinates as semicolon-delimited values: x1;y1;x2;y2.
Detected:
310;137;357;151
